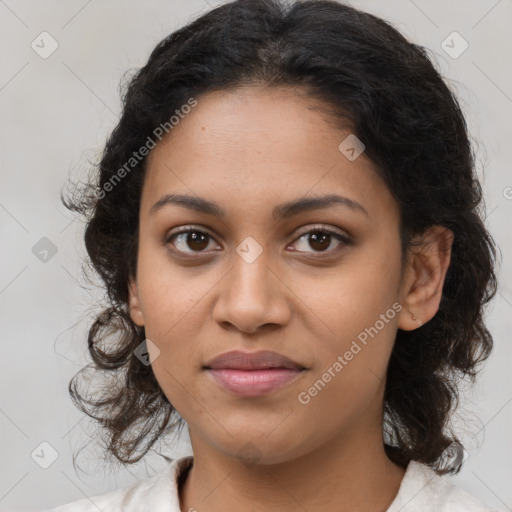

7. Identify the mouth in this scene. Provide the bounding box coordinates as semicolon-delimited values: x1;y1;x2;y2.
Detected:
204;367;306;397
203;349;307;397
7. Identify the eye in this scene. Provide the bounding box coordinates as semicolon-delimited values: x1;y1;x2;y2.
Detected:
288;224;351;257
163;224;352;259
164;226;220;256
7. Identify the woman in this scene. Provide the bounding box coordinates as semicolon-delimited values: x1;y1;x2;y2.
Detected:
46;0;501;510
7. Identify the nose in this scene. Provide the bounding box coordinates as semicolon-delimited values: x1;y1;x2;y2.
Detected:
211;246;291;335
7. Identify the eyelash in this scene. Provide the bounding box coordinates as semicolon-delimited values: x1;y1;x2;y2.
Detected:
163;224;352;260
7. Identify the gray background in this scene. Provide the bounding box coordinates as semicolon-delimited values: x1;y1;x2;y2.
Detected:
0;0;511;510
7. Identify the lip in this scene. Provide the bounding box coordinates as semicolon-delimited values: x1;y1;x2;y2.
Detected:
206;368;304;396
203;349;305;371
203;350;306;397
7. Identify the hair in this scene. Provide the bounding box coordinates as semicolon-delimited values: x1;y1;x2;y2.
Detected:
62;0;498;475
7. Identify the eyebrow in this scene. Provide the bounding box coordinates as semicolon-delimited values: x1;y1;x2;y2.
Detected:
149;193;369;220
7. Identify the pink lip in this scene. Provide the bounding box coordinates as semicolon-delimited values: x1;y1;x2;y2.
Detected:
203;349;306;397
206;368;304;396
203;349;304;371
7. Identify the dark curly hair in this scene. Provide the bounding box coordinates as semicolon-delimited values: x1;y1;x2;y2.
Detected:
62;0;498;475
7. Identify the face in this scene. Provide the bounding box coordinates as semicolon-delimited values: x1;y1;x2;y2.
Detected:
128;86;419;465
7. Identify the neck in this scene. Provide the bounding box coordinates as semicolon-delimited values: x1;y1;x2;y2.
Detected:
179;419;406;512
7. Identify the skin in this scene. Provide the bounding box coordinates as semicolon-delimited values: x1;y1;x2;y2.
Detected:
128;85;453;512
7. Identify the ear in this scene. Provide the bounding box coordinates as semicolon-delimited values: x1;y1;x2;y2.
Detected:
398;225;454;331
128;277;145;327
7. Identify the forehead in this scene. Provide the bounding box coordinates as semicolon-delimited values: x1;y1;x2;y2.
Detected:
141;86;397;222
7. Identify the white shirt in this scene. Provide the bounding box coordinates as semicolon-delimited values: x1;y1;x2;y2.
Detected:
43;455;503;511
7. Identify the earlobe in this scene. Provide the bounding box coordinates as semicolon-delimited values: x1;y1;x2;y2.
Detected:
128;278;145;327
398;226;454;331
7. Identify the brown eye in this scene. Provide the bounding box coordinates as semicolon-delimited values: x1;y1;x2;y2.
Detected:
165;228;219;254
184;231;209;251
289;226;351;256
307;231;333;252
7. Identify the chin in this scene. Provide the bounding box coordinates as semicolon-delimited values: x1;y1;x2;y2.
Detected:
208;429;309;467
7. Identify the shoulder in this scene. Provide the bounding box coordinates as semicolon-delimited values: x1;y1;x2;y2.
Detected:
42;456;193;512
387;460;504;512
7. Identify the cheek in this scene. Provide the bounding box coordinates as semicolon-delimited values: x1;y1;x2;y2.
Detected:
305;248;401;336
134;259;201;374
140;285;206;418
137;241;202;326
296;290;398;430
300;240;402;384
